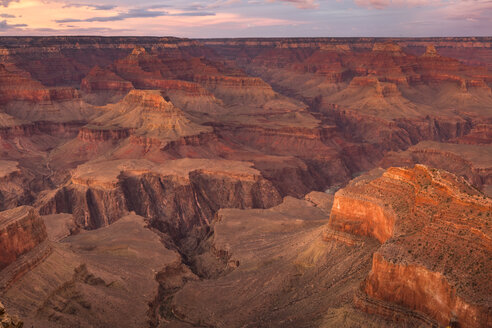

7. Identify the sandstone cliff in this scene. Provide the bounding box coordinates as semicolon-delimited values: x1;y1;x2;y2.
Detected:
380;141;492;195
82;89;212;144
39;159;282;236
330;165;492;327
0;206;48;271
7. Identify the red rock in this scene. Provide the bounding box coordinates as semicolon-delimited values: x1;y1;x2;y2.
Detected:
330;165;492;327
380;141;492;195
80;66;133;93
0;206;47;271
0;36;490;328
39;159;282;232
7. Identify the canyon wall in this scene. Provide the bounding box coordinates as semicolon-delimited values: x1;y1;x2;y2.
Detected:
0;206;47;271
0;36;490;328
39;159;282;237
329;165;492;327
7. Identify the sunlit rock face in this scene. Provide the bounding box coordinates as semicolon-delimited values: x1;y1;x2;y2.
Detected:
330;165;492;328
0;301;23;328
0;36;490;328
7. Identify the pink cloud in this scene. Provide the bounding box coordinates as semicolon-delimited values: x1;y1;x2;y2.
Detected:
267;0;319;9
353;0;440;9
440;0;492;22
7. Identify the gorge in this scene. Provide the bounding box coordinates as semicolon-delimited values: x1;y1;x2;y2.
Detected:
0;36;490;328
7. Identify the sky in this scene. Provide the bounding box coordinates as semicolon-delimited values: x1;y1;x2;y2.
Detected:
0;0;491;37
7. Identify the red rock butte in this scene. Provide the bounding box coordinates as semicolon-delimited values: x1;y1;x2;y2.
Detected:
0;36;490;328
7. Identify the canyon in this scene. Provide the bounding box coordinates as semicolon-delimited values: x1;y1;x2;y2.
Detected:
0;36;490;328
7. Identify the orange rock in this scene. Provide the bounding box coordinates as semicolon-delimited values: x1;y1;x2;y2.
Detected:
330;165;492;327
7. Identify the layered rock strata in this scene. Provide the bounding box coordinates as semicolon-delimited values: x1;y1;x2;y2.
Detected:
2;214;184;328
40;159;282;236
0;206;48;271
381;141;492;194
80;89;212;144
329;165;492;327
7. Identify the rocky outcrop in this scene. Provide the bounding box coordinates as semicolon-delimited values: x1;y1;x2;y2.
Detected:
323;105;472;151
0;64;80;104
330;165;492;327
193;75;276;104
380;141;492;193
0;161;33;211
364;253;488;328
0;115;84;141
80;66;133;93
330;188;396;243
77;127;133;142
39;159;282;236
83;89;212;143
452;123;492;145
80;66;133;105
0;206;48;271
166;196;382;328
421;44;439;57
0;301;23;328
372;42;404;55
0;113;34;138
138;78;210;96
214;123;354;192
2;213;183;328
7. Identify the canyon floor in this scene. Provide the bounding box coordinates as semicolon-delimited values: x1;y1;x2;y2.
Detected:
0;37;491;328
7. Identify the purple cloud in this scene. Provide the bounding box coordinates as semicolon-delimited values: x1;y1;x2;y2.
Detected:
353;0;439;9
56;8;168;23
0;19;26;29
268;0;319;9
0;0;18;7
62;3;118;10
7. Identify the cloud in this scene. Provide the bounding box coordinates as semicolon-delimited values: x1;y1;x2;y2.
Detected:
186;0;241;11
56;8;168;23
352;0;492;29
0;25;131;35
0;0;18;7
171;12;216;16
62;3;117;11
439;0;492;24
0;19;26;29
351;0;492;31
55;6;218;24
353;0;439;9
2;0;489;37
267;0;319;9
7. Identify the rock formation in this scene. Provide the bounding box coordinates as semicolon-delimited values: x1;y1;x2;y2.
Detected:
0;36;490;327
380;141;492;195
0;206;47;271
0;161;33;211
40;158;282;234
86;89;211;142
0;301;23;328
2;214;184;328
330;165;492;327
422;44;439;57
0;206;50;298
80;66;134;105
